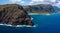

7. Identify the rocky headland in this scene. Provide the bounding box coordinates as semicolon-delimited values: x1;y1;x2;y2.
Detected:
0;4;34;26
0;4;56;26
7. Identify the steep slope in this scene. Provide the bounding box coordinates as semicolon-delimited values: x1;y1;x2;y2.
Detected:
53;6;60;12
23;4;56;13
0;4;34;26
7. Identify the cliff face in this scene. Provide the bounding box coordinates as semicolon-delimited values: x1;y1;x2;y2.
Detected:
0;4;34;26
0;4;56;26
23;4;55;13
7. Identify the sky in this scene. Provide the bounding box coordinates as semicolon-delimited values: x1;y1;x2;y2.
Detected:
0;0;60;7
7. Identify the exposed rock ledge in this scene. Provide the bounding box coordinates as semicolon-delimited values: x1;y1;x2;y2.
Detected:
0;4;34;26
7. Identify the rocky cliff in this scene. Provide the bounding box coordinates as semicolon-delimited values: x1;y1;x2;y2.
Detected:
23;4;55;13
0;4;56;26
0;4;34;26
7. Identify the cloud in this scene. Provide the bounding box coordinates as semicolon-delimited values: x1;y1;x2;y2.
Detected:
55;2;60;8
20;1;25;4
29;0;57;5
32;0;44;2
28;0;60;8
9;0;60;8
49;0;56;3
51;0;60;8
29;0;44;5
9;0;22;3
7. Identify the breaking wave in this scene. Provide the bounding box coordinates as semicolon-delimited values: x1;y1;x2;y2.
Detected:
0;24;37;27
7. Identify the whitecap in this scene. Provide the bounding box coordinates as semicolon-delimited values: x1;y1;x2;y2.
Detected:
26;25;36;27
15;25;36;27
0;24;4;25
31;17;33;20
0;24;36;27
7;24;12;26
46;13;51;16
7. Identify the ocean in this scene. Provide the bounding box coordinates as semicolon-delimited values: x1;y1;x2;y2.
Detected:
0;13;60;33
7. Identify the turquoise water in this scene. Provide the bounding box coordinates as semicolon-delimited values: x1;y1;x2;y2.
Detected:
0;13;60;33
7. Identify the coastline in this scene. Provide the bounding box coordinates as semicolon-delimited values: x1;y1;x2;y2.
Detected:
28;12;60;16
0;24;36;27
28;13;51;16
0;13;59;27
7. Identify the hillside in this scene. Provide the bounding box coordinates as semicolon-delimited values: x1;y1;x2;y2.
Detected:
0;4;34;26
23;4;56;14
0;4;56;26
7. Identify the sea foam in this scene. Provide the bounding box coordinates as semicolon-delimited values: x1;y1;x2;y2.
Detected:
0;24;36;27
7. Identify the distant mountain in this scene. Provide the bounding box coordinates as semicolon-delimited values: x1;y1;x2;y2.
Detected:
53;6;60;12
23;4;56;13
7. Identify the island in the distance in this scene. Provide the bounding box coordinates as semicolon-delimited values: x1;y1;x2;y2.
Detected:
0;4;56;26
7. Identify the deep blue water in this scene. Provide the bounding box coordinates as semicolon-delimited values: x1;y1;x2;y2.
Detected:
0;13;60;33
